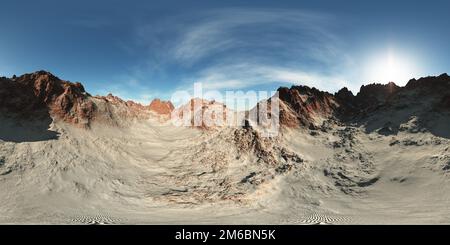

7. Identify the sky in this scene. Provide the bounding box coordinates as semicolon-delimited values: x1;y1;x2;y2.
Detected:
1;0;449;105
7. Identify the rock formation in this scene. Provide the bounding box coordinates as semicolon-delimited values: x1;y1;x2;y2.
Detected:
172;98;231;129
276;85;338;128
0;71;173;127
149;99;174;115
1;71;449;130
275;73;450;128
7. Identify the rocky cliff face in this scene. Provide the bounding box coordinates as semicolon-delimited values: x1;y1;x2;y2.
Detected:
276;74;450;128
439;95;450;110
0;71;172;127
149;99;174;115
1;71;449;130
0;71;95;126
276;85;338;128
355;82;400;108
172;98;231;129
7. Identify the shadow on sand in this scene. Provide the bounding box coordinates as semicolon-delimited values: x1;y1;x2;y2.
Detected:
350;107;450;140
0;110;59;143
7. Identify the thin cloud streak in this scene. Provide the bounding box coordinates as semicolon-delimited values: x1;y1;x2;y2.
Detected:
131;8;354;101
184;63;348;92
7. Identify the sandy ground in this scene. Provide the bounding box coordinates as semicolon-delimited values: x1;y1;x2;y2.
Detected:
1;115;450;224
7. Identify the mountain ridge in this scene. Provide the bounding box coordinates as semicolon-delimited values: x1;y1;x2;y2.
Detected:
0;71;174;127
1;71;450;224
1;70;449;129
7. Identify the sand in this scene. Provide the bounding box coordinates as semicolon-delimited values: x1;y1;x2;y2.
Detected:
0;113;450;224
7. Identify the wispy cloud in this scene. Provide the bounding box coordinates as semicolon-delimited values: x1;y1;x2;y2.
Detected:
169;9;341;65
182;63;348;92
126;8;354;101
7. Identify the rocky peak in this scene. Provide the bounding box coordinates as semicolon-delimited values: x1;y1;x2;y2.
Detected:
0;71;94;125
275;74;450;128
2;71;449;130
277;85;337;128
172;98;230;129
355;82;400;107
335;87;355;105
149;99;174;115
335;87;354;99
0;71;176;127
15;71;87;103
405;73;450;92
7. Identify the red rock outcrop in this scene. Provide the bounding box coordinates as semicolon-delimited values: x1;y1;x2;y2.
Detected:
1;71;95;126
0;75;42;112
2;71;449;130
275;74;450;128
149;99;174;115
0;71;175;127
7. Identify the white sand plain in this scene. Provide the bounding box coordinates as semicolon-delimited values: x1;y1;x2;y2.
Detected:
0;113;449;224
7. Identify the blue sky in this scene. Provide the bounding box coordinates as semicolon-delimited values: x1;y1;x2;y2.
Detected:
1;0;449;104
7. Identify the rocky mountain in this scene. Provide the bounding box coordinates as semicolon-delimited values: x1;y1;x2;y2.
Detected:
275;73;450;129
1;71;449;132
172;98;232;129
1;71;449;133
1;71;450;224
0;71;174;128
276;85;338;128
149;99;174;115
0;71;93;124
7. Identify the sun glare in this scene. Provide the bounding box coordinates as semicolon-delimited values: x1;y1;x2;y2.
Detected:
364;49;418;85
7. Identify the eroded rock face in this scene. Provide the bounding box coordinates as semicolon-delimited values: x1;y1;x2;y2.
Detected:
335;87;355;104
149;99;174;115
277;85;338;128
355;82;400;108
0;71;173;127
172;98;231;129
439;95;450;110
0;76;42;113
2;71;449;130
276;74;450;128
404;74;450;111
0;71;94;126
405;73;450;91
92;93;152;125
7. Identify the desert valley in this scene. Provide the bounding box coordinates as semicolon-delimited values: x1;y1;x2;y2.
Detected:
0;71;449;224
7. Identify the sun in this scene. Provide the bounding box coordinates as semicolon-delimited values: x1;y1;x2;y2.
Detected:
364;49;417;85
